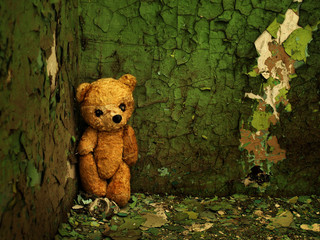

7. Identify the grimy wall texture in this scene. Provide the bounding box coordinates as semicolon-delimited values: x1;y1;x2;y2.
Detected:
79;0;320;196
0;0;79;239
0;0;319;239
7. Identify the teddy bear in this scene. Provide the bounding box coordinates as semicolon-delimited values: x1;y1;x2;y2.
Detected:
76;74;138;207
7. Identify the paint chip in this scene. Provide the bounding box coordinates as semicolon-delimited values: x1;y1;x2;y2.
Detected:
46;33;59;93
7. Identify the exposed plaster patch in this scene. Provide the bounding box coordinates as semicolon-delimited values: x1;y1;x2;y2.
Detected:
255;9;299;80
66;161;76;183
46;33;59;93
246;53;293;120
254;31;273;79
276;9;300;45
250;13;296;120
6;69;13;86
244;92;264;101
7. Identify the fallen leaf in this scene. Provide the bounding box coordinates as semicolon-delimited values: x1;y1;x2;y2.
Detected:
287;196;298;204
72;205;84;210
208;201;233;211
254;210;264;217
90;221;100;227
118;217;146;230
141;213;167;228
185;211;199;219
300;223;320;232
185;223;213;232
218;210;225;216
270;210;294;228
172;212;189;221
117;212;128;217
231;194;249;201
199;210;217;220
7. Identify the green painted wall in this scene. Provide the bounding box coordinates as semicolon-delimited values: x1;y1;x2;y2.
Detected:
1;1;319;237
0;0;79;239
79;0;320;197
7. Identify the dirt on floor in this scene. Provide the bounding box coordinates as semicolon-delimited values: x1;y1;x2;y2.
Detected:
55;192;320;240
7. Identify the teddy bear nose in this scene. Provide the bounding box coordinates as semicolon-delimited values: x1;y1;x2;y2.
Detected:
112;115;122;123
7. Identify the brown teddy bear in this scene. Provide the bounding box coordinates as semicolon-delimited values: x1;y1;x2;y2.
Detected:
76;74;138;207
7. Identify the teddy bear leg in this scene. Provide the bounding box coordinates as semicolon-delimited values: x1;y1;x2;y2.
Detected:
106;162;131;207
79;154;107;197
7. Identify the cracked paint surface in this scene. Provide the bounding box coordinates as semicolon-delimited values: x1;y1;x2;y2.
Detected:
79;0;320;197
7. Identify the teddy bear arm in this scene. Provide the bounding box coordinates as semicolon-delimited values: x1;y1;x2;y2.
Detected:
123;125;138;167
78;127;98;155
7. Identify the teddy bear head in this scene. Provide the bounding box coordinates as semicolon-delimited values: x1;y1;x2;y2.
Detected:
76;74;136;132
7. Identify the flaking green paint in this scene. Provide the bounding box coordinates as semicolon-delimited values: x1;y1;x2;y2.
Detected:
240;1;320;195
251;111;272;131
0;0;78;239
267;18;281;38
283;27;313;62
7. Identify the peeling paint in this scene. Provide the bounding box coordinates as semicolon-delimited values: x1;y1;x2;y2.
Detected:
276;9;300;45
247;42;294;120
241;3;318;178
255;31;273;79
240;128;286;166
241;8;305;172
66;161;76;183
46;33;59;93
283;27;313;62
251;111;272;131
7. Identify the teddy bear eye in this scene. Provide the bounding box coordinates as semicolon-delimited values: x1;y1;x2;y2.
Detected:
95;109;103;117
119;103;126;112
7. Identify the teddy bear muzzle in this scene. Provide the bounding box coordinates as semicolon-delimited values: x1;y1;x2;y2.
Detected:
112;115;122;123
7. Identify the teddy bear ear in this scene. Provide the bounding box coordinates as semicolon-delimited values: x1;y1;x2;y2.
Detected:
76;83;91;103
118;74;137;91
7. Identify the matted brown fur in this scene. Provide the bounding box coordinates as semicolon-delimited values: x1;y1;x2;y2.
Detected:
77;74;138;207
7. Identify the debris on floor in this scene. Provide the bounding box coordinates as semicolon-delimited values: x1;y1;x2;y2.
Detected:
55;193;320;240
